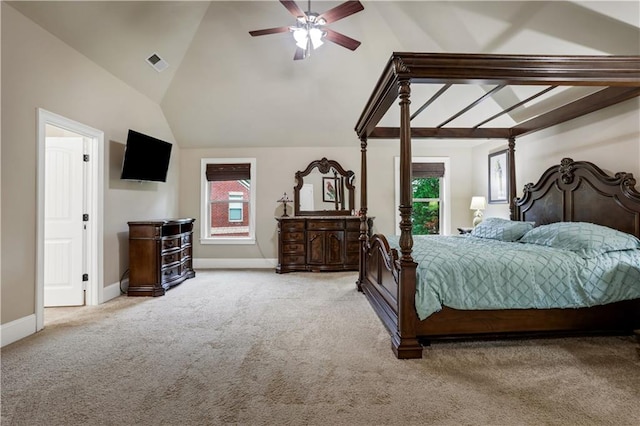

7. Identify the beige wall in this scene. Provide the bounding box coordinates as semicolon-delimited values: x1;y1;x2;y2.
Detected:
470;99;640;219
179;143;476;261
366;142;476;235
179;147;362;261
1;4;179;324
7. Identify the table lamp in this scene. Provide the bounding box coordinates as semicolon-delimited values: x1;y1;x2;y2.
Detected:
277;192;292;217
470;196;486;227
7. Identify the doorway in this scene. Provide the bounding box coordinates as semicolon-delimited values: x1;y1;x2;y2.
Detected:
36;109;104;331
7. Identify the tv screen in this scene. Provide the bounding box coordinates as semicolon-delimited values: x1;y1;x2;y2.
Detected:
120;130;172;182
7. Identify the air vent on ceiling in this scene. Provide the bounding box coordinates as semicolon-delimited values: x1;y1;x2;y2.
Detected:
146;53;169;72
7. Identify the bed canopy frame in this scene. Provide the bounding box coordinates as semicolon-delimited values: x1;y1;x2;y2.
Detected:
355;53;640;216
353;53;640;359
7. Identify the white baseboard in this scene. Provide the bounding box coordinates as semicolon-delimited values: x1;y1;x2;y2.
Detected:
1;314;36;348
104;280;124;302
193;258;277;269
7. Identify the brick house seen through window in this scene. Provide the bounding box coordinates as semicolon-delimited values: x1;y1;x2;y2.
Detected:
209;181;249;237
201;158;255;244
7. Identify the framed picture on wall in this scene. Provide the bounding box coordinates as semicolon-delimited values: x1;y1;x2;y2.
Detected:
322;177;339;203
488;149;509;204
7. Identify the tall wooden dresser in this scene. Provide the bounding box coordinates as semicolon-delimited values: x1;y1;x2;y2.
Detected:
276;216;362;273
127;218;195;296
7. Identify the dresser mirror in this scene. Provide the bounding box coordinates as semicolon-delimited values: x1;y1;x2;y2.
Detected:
294;158;355;216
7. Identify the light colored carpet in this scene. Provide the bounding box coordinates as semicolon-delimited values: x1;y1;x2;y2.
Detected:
2;269;639;425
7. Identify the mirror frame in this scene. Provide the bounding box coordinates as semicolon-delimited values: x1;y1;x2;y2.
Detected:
294;157;355;216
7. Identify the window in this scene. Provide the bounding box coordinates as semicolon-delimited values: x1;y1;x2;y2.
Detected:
201;158;256;244
395;157;451;235
412;175;441;235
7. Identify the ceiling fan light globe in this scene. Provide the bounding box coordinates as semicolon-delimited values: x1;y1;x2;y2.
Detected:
293;28;309;49
309;27;324;49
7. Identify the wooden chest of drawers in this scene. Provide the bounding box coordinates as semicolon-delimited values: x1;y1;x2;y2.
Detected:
276;216;366;273
127;218;195;296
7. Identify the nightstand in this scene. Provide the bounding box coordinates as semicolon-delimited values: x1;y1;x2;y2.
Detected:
457;227;473;235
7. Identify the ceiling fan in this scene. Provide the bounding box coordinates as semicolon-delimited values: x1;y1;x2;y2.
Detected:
249;0;364;60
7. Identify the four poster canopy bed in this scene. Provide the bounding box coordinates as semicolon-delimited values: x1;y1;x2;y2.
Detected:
353;52;640;359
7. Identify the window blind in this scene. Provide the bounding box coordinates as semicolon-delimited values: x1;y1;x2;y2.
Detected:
412;162;445;178
205;163;251;181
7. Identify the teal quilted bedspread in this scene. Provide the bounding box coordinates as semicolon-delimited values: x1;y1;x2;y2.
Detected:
386;235;640;320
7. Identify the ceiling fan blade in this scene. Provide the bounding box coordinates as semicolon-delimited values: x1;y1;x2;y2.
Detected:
324;29;361;51
318;1;364;24
249;26;291;37
294;47;306;61
280;0;306;18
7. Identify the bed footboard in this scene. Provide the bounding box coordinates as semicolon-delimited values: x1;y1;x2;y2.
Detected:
361;234;423;358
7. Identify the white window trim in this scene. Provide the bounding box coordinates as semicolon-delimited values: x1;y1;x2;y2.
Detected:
394;156;451;236
200;158;256;245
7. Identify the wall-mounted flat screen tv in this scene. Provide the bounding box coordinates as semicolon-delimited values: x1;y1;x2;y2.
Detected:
120;129;172;182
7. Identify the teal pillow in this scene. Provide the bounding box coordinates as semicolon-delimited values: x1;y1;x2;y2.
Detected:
520;222;640;258
470;217;535;242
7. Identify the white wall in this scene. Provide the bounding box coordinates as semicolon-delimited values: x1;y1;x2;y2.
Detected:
471;99;640;219
1;4;179;325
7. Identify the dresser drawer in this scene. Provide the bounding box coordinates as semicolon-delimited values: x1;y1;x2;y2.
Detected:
181;233;192;246
180;257;192;271
283;254;306;265
346;219;360;230
307;220;344;230
281;220;305;231
161;251;181;266
162;236;181;252
346;239;360;253
283;242;305;254
161;264;181;283
347;230;360;240
282;231;304;242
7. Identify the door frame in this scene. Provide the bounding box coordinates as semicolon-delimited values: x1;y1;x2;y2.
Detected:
36;108;104;331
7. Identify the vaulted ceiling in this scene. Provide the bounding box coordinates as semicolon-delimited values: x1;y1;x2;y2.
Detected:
8;1;640;148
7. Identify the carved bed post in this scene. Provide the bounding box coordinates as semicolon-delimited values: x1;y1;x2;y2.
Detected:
394;76;422;359
398;78;414;263
508;137;517;220
357;136;368;292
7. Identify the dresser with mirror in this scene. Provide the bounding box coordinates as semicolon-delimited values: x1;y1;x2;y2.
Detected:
276;158;369;273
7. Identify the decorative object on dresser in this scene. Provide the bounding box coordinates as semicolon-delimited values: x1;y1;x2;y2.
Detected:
293;157;355;216
127;218;195;296
277;192;292;217
469;196;486;227
277;157;372;273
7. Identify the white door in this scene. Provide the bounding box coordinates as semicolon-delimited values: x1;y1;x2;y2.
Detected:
44;137;85;307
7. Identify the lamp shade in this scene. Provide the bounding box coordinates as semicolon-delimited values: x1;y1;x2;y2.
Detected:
470;196;486;211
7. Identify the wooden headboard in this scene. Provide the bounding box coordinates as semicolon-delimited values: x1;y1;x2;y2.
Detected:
514;158;640;237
